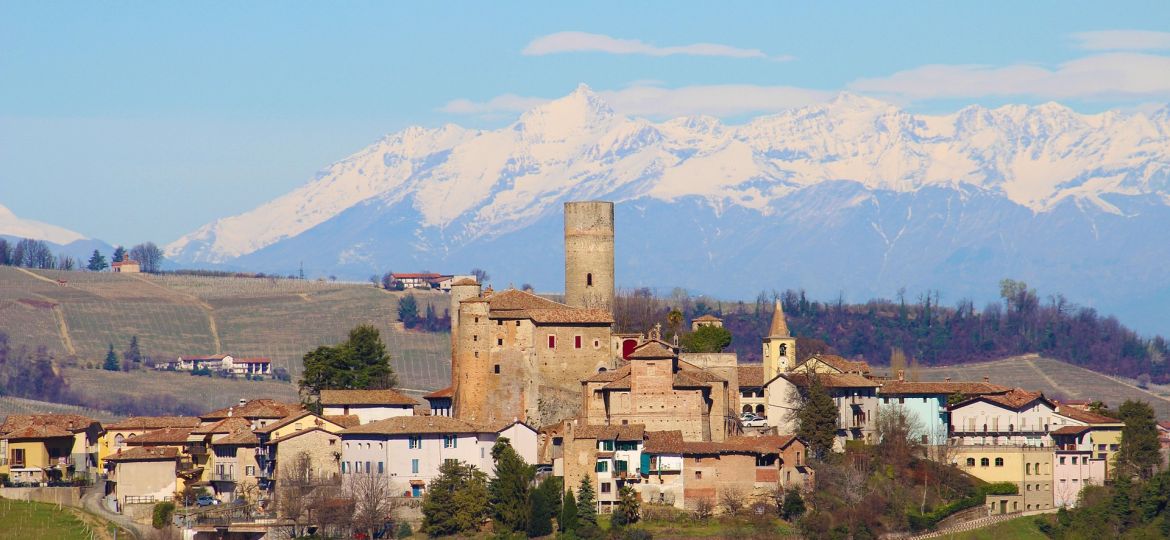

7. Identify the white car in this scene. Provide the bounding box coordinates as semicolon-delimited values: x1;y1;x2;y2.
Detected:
740;413;768;428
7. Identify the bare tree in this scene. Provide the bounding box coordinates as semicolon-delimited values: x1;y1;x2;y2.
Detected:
274;452;316;539
692;496;715;522
718;486;747;516
129;242;165;273
347;472;400;539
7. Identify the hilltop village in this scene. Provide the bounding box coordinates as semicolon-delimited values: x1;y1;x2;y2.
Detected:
2;201;1168;539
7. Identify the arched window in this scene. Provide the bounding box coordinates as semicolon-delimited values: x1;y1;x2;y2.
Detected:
995;457;1004;467
114;433;125;448
586;273;593;287
778;344;787;356
980;458;990;467
755;404;765;416
1009;424;1014;432
743;405;752;414
1026;463;1032;475
966;458;975;467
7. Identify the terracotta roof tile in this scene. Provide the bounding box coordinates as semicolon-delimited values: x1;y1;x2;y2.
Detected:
201;399;303;421
574;424;645;441
106;446;179;462
738;366;765;388
105;416;201;431
0;414;99;436
214;429;260;446
484;289;614;324
1;424;74;439
880;381;1011;396
797;354;871;374
1052;425;1092;436
255;412;349;434
424;386;453;399
983;388;1049;409
340;415;483;436
267;426;339;446
628;340;676;360
191;417;251;435
644;432;800;455
1056;407;1122;425
125;427;193;445
319;389;417;407
325;415;361;428
584;366;629;383
779;373;879;389
692;314;722;322
451;278;478;286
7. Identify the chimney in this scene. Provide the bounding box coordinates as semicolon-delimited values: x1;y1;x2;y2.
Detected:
238;399;247;406
983;376;990;383
944;377;951;382
896;369;905;382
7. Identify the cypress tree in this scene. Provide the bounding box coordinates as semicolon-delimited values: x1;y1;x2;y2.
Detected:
526;487;553;537
797;374;840;460
489;438;533;532
560;490;579;533
103;344;119;371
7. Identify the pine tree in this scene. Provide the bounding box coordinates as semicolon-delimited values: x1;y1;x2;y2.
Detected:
797;374;840;460
576;476;598;528
124;336;142;367
526;487;553;537
489;438;534;532
87;250;108;272
112;246;125;263
398;294;419;327
422;460;489;537
298;324;396;394
782;489;806;521
103;344;119;371
560;490;579;533
1117;400;1161;479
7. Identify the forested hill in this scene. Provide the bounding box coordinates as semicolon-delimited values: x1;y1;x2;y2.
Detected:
616;280;1169;384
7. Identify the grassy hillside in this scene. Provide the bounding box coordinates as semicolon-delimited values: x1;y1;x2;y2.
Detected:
0;396;121;423
0;267;452;394
0;499;130;540
916;355;1170;419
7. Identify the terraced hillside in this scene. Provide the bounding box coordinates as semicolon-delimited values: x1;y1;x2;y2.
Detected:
0;267;452;393
0;396;121;423
916;355;1170;419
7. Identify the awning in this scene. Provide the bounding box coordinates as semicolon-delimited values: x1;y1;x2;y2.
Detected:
409;480;426;486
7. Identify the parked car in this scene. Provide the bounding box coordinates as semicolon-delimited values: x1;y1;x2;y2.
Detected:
195;495;220;507
740;413;768;428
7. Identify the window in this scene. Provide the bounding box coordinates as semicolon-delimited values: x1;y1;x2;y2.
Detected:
246;466;255;476
409;436;422;449
365;461;371;474
595;461;609;473
497;320;502;326
114;433;125;448
342;461;348;474
587;273;593;287
1109;444;1119;451
548;335;556;349
497;338;503;346
474;351;479;358
1059;457;1066;465
575;336;582;349
995;458;1004;467
515;321;520;327
475;317;479;323
1071;457;1078;465
444;458;458;467
377;462;384;474
980;458;989;467
1026;463;1032;475
898;397;905;404
594;339;601;349
600;482;611;494
411;459;419;474
443;435;457;448
695;470;702;479
600;440;615;451
494;364;500;374
616;441;638;451
1097;444;1106;451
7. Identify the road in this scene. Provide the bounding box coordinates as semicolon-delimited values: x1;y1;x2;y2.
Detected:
80;480;147;540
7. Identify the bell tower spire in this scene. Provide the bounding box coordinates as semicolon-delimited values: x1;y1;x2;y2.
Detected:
762;299;796;381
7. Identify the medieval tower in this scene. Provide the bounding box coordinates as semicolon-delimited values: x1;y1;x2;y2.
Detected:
762;299;796;381
563;201;615;312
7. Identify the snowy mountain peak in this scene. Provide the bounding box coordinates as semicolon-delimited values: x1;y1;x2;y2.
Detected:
515;84;616;140
0;203;87;245
827;91;897;112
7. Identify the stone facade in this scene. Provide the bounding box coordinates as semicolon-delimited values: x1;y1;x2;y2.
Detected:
563;201;615;312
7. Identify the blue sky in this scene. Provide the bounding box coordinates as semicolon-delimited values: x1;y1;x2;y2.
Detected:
2;1;1169;245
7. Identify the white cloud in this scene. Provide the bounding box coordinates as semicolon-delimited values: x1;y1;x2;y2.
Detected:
850;53;1170;101
522;31;791;60
1071;30;1170;51
440;84;830;119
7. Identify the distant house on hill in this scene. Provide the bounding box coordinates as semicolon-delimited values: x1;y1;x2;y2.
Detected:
224;357;271;376
390;273;473;291
111;259;140;273
154;354;270;376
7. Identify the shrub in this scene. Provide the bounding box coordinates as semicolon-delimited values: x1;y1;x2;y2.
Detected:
396;521;413;538
152;501;176;529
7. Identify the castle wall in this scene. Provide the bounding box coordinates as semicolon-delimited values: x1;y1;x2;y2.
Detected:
564;201;615;312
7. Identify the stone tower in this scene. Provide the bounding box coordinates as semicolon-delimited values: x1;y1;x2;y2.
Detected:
563;201;615;312
448;278;482;342
762;300;796;381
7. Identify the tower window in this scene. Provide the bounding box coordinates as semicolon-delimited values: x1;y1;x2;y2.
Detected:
548;335;556;349
473;335;478;342
494;365;500;374
586;273;593;287
575;336;582;349
497;338;503;346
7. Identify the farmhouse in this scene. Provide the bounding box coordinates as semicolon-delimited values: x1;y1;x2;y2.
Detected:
111;259;140;273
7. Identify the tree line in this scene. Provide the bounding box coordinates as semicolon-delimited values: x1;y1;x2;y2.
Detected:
613;279;1170;383
0;238;164;273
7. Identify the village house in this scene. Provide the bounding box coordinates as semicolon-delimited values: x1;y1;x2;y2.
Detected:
0;414;103;483
111;258;140;273
99;416;200;468
224;357;272;376
390;272;450;290
319;388;418;424
253;411;355;497
580;338;732;442
186;416;261;503
338;415;537;498
121;426;205;494
640;431;811;512
1051;405;1124;472
690;314;723;331
158;354;232;372
104;447;178;511
422;387;453;417
765;372;880;450
877;377;1011;445
1051;426;1108;507
199;399;304;431
557;422;647;512
737;366;766;418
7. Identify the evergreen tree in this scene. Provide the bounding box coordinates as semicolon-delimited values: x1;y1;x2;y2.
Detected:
526;487;553;537
680;325;733;353
560;490;579;533
298;324;397;394
123;336;142;366
611;485;640;527
797;374;840;460
421;460;489;537
87;250;108;272
782;489;806;521
1117;400;1161;479
576;476;598;528
398;294;419;327
103;344;119;371
489;438;534;532
112;246;126;263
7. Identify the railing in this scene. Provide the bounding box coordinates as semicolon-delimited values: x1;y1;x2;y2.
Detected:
212;472;236;481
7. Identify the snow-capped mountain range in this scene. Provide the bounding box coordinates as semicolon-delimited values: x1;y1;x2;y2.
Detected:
165;85;1170;334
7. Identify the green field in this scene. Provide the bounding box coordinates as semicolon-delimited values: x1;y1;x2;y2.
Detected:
0;498;126;540
939;515;1049;540
916;355;1170;419
0;267;453;398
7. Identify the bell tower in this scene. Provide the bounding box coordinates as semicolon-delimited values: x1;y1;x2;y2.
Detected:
762;300;796;381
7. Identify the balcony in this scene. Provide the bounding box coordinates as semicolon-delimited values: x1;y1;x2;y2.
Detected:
188;444;208;456
212;472;236;482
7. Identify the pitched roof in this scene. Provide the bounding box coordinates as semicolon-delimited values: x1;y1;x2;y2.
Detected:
340;415;484;436
1158;421;1170;431
574;424;645;441
201;399;303;420
214;429;260;446
775;373;879;389
693;314;722;322
643;431;800;455
627;340;676;360
767;300;790;337
105;416;201;431
106;446;179;462
0;414;99;437
191;417;252;435
1056;407;1123;425
267;426;339;446
125;427;193;445
450;278;478;286
584;366;629;383
797;354;871;375
1;424;74;439
879;381;1011;396
526;309;614;324
952;388;1053;411
181;354;229;361
319;389;417;407
737;366;765;388
485;289;614;324
254;411;347;434
1052;425;1092;436
234;357;271;364
423;386;453;399
325;415;361;428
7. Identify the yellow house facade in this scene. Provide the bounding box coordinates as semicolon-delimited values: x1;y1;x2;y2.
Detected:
952;445;1054;512
98;416;200;469
0;414;102;483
